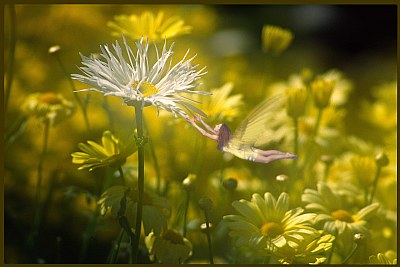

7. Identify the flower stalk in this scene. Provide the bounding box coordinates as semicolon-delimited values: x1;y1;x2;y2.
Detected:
204;212;214;264
183;190;190;237
342;243;359;264
368;153;389;204
28;119;50;248
132;103;146;263
109;229;124;263
199;197;214;264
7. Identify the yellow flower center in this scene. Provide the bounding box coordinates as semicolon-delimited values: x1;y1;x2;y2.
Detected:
163;229;184;245
39;93;62;105
331;209;354;223
133;81;159;98
260;222;284;238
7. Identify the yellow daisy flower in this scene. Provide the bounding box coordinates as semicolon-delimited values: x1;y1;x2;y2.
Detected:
223;192;317;253
71;130;136;171
369;250;397;265
262;24;294;55
302;182;380;235
108;11;192;42
273;231;335;264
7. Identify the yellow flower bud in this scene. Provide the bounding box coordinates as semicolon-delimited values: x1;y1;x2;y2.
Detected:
375;152;389;167
262;25;293;55
286;87;307;118
222;178;238;191
351;156;376;188
300;68;314;84
182;174;197;192
198;197;213;211
311;79;335;109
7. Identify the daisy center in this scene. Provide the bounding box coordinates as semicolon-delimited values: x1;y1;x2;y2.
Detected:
260;222;284;238
39;92;62;105
331;209;354;223
133;81;159;98
162;230;184;245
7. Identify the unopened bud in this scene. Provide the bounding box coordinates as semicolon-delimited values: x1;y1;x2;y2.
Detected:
375;152;389;167
198;197;213;211
222;178;238;191
182;174;196;192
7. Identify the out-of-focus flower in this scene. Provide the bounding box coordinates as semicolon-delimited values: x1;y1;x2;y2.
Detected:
302;182;380;235
182;173;196;192
350;156;376;188
223;192;317;253
145;229;192;263
300;68;314;85
197;82;243;122
286;87;307;119
98;185;170;235
72;36;208;118
318;70;352;106
272;231;335;264
311;78;335;109
360;81;397;131
369;250;397;264
71;130;136;171
262;25;293;55
107;11;192;42
22;92;74;126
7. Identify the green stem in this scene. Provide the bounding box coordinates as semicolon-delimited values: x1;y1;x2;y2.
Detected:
293;117;299;156
290;117;299;186
118;166;125;186
313;108;323;140
302;108;324;187
133;104;145;263
4;4;16;113
183;190;190;237
54;53;91;132
323;162;331;182
29;119;50;247
364;188;369;207
109;229;125;263
342;243;358;264
204;210;214;264
368;166;382;204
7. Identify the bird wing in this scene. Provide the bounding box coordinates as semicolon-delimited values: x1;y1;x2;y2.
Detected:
230;94;286;147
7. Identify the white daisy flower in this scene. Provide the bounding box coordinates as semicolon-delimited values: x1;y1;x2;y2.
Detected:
71;36;208;117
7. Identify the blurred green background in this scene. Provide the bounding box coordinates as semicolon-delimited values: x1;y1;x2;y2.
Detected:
4;4;396;263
